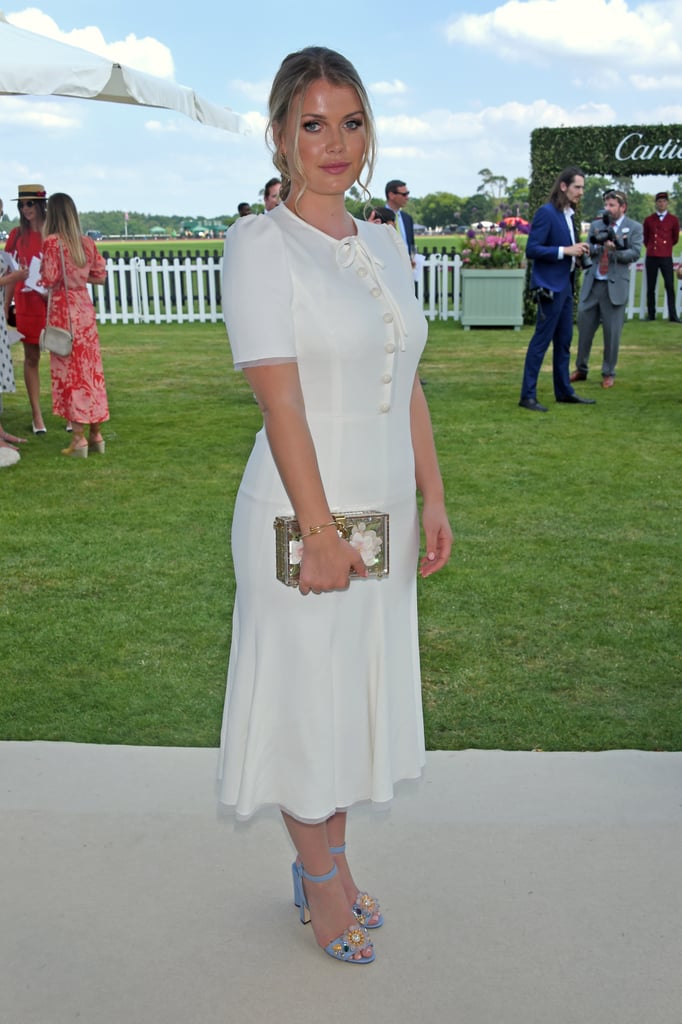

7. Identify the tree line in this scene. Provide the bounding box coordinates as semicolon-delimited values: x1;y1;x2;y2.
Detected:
347;171;682;230
344;172;531;229
2;171;680;237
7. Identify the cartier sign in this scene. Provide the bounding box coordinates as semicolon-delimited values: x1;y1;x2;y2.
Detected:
615;132;682;162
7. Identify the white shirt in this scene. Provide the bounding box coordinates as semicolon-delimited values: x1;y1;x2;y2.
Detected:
558;207;576;265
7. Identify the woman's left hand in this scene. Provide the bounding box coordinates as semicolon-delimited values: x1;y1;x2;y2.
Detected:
419;502;453;578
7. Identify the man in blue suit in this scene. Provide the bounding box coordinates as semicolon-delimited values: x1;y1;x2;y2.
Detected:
519;167;596;411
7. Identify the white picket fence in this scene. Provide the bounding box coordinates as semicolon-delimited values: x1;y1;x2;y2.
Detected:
90;254;680;326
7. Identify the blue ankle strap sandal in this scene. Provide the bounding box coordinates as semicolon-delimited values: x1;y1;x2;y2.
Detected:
291;861;375;964
329;843;384;929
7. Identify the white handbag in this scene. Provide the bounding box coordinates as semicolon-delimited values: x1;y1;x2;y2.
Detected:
39;240;73;357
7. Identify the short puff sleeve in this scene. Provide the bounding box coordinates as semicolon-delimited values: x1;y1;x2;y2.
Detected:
84;236;107;281
5;228;19;256
222;214;296;369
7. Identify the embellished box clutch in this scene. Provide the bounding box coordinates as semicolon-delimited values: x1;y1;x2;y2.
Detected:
273;511;390;588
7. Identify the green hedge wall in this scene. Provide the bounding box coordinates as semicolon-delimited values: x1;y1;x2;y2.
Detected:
529;123;682;215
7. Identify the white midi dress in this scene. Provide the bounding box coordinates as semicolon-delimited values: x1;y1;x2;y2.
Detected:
217;204;428;823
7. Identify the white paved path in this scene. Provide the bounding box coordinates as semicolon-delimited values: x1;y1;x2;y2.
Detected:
2;743;681;1024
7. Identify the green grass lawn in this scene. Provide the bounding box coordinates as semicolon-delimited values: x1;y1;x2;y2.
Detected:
2;317;680;750
98;238;223;257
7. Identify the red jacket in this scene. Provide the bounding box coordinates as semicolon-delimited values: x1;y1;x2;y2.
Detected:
643;211;680;257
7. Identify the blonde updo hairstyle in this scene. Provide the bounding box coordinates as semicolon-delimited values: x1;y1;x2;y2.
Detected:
267;46;376;208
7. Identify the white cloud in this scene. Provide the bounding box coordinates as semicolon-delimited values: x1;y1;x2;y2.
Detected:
572;69;625;92
145;120;181;134
141;113;257;147
372;94;626;198
70;163;113;187
377;98;615;146
370;79;408;96
230;79;272;105
631;73;682;90
487;99;615;128
379;145;426;160
634;102;682;121
0;95;80;129
242;110;268;135
377;114;435;139
445;0;682;69
7;8;175;77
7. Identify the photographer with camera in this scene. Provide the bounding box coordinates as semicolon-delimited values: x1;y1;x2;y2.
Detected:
519;166;593;411
571;189;642;389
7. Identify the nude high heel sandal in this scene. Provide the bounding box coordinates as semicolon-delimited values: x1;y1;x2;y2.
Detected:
62;431;88;458
291;861;375;964
329;843;384;928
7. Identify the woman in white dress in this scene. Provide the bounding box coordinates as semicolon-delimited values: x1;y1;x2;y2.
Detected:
218;47;453;964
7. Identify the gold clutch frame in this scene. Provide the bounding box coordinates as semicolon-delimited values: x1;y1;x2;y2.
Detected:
273;511;390;587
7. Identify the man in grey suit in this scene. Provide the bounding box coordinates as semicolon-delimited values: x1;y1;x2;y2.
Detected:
571;189;642;388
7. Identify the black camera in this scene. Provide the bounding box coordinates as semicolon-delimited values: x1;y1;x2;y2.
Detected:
579;251;593;271
530;285;555;303
589;211;628;250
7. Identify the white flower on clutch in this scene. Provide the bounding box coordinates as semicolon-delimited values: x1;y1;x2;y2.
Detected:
349;523;383;567
289;539;304;565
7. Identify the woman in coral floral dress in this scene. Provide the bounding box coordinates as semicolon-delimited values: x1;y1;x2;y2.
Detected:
40;193;109;458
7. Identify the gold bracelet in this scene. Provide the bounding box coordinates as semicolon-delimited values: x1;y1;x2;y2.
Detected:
302;520;337;539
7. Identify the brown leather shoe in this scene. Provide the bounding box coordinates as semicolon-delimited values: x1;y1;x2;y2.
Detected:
569;370;587;382
601;375;615;388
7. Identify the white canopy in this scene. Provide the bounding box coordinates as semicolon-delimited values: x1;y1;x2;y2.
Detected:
0;12;248;134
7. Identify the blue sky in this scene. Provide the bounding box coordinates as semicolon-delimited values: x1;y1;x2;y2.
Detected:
2;1;682;218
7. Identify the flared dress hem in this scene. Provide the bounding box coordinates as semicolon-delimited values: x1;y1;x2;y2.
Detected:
216;764;426;826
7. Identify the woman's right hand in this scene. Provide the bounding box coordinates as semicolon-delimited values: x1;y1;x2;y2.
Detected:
298;532;368;596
